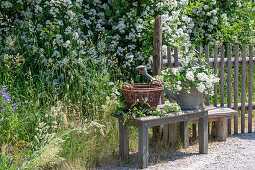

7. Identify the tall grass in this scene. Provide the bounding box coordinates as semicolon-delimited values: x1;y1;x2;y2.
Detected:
0;26;139;168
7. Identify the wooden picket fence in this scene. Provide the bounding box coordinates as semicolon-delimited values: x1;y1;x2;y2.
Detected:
152;16;255;134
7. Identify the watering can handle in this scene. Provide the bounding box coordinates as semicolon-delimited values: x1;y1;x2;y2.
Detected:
122;83;132;89
149;80;163;87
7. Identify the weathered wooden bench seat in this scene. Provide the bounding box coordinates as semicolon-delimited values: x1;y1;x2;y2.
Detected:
189;106;238;141
162;106;238;148
113;109;208;168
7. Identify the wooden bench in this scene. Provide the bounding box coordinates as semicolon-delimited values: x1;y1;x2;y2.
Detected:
189;106;238;141
161;106;237;148
114;109;208;168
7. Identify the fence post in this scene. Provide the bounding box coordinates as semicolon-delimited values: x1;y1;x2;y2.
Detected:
152;16;162;77
220;45;225;107
234;45;239;134
227;45;232;134
152;16;162;139
241;45;246;134
205;45;210;106
248;45;253;133
213;46;218;107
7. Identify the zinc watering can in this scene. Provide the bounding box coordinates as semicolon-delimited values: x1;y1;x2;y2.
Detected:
136;65;203;110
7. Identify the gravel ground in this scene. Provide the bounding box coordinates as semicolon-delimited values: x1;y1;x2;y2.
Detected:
148;132;255;170
107;130;255;170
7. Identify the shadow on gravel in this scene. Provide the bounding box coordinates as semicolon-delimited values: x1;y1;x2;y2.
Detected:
230;132;255;140
99;141;203;170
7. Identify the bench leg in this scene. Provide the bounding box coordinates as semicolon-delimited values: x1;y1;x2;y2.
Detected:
138;123;149;169
228;118;232;135
169;123;178;145
163;123;178;145
215;117;228;141
192;123;197;139
199;115;208;154
180;121;189;148
119;118;129;161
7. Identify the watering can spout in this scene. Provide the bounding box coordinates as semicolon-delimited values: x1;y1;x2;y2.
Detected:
136;65;154;80
136;65;178;101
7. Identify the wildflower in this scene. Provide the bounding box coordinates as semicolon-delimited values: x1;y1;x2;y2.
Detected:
2;103;5;107
4;95;11;101
1;109;5;112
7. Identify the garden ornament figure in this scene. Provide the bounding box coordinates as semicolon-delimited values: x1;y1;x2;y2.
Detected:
136;65;203;110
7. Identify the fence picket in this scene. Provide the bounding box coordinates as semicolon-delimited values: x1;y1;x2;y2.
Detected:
167;46;173;103
220;46;225;107
167;47;171;68
234;45;239;134
241;46;246;133
227;45;232;134
248;45;253;133
205;45;210;106
174;47;179;67
197;46;202;64
213;46;218;107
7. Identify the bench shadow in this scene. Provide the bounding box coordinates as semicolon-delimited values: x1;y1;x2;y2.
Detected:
99;139;202;170
230;132;255;140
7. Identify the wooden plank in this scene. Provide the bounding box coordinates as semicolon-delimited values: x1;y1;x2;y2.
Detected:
220;45;225;107
248;45;253;133
217;102;255;110
162;57;255;68
167;46;172;68
152;16;162;139
152;16;162;76
197;46;202;64
213;46;218;107
167;46;173;103
234;45;239;134
119;117;129;161
192;123;197;139
135;111;207;127
205;45;210;106
241;45;246;134
174;47;179;67
190;117;219;124
180;121;189;148
138;122;149;168
199;112;208;154
183;46;186;59
168;123;178;145
215;117;228;141
227;45;232;134
163;124;169;141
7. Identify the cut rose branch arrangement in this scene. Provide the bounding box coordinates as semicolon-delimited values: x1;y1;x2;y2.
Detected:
156;57;219;97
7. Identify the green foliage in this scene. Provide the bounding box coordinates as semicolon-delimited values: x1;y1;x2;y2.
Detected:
115;99;180;124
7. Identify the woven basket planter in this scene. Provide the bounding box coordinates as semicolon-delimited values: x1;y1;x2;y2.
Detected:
122;80;164;110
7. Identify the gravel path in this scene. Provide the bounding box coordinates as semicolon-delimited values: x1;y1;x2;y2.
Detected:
104;131;255;170
147;132;255;170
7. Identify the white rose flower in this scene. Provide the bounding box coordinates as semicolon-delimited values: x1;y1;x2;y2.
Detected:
172;68;179;76
197;83;206;93
186;71;195;81
197;73;208;81
177;85;182;91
